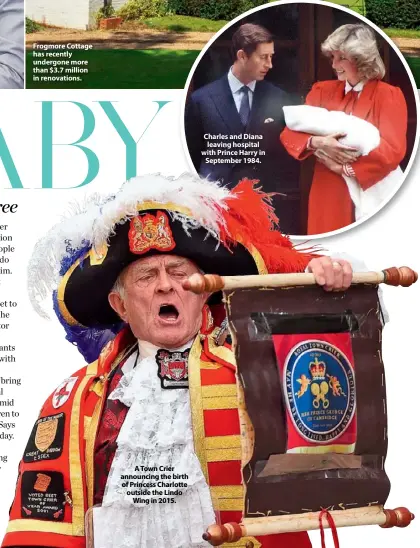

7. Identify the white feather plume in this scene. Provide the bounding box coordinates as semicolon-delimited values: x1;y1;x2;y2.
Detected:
27;173;232;318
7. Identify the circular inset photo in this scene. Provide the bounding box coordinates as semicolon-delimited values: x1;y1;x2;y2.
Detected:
182;0;419;238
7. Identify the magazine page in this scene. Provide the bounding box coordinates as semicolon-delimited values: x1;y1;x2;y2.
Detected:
0;1;419;547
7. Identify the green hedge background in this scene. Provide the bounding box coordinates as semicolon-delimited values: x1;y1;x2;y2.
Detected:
108;0;419;28
166;0;272;21
365;0;420;29
164;1;419;28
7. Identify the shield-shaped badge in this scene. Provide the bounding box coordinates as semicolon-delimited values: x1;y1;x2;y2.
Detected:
168;359;186;380
35;418;58;452
156;349;189;389
52;377;78;409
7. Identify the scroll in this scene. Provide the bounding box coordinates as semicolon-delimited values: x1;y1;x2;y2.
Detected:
183;267;416;544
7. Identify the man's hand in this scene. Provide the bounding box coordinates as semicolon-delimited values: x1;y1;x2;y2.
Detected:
311;133;359;164
307;257;352;291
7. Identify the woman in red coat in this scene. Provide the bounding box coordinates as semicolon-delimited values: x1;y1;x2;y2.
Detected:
280;23;408;235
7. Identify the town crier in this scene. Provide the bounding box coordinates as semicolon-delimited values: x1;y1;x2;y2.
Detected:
2;174;352;548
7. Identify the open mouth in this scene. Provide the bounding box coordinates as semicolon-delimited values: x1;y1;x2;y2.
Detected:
158;304;180;322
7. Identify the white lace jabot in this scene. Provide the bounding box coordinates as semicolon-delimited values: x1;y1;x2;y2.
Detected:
91;340;215;548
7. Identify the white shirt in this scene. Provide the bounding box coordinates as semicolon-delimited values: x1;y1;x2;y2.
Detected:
345;80;365;97
228;67;256;112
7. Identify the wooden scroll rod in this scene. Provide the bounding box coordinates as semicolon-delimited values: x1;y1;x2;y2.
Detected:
203;506;415;545
183;267;417;294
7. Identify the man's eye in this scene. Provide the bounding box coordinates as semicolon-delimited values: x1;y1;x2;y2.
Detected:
171;271;186;278
137;274;153;282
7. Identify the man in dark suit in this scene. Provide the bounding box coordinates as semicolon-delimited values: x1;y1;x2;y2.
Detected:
185;23;298;210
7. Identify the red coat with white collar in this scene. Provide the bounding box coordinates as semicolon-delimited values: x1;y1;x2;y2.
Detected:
281;79;407;234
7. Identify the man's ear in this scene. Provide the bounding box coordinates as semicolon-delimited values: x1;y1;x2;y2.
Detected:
237;49;247;62
108;292;127;322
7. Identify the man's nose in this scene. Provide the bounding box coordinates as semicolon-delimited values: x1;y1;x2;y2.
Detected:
156;270;173;293
266;58;272;69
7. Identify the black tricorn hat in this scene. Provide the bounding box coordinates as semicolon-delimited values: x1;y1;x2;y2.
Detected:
28;174;312;331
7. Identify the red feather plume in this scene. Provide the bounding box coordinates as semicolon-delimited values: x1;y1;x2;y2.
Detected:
218;179;316;274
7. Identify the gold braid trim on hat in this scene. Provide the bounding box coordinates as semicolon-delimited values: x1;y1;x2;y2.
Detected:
57;253;90;327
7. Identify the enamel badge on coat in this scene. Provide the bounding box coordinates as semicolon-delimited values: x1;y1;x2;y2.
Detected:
156;349;189;389
52;377;78;409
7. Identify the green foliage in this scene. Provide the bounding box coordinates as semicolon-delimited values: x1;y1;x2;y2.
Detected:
117;0;169;21
25;17;42;33
395;0;420;29
144;15;227;32
365;0;420;30
383;27;420;38
166;0;270;21
326;1;365;16
95;4;115;26
166;0;204;18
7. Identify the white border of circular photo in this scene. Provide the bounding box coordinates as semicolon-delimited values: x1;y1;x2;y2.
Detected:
181;0;420;240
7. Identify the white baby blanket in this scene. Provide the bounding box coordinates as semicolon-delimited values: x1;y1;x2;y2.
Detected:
283;105;402;221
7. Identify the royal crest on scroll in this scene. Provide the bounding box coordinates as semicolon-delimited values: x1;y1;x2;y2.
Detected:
284;340;356;444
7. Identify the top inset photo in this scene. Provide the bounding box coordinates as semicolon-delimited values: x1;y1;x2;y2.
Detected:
183;0;419;237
